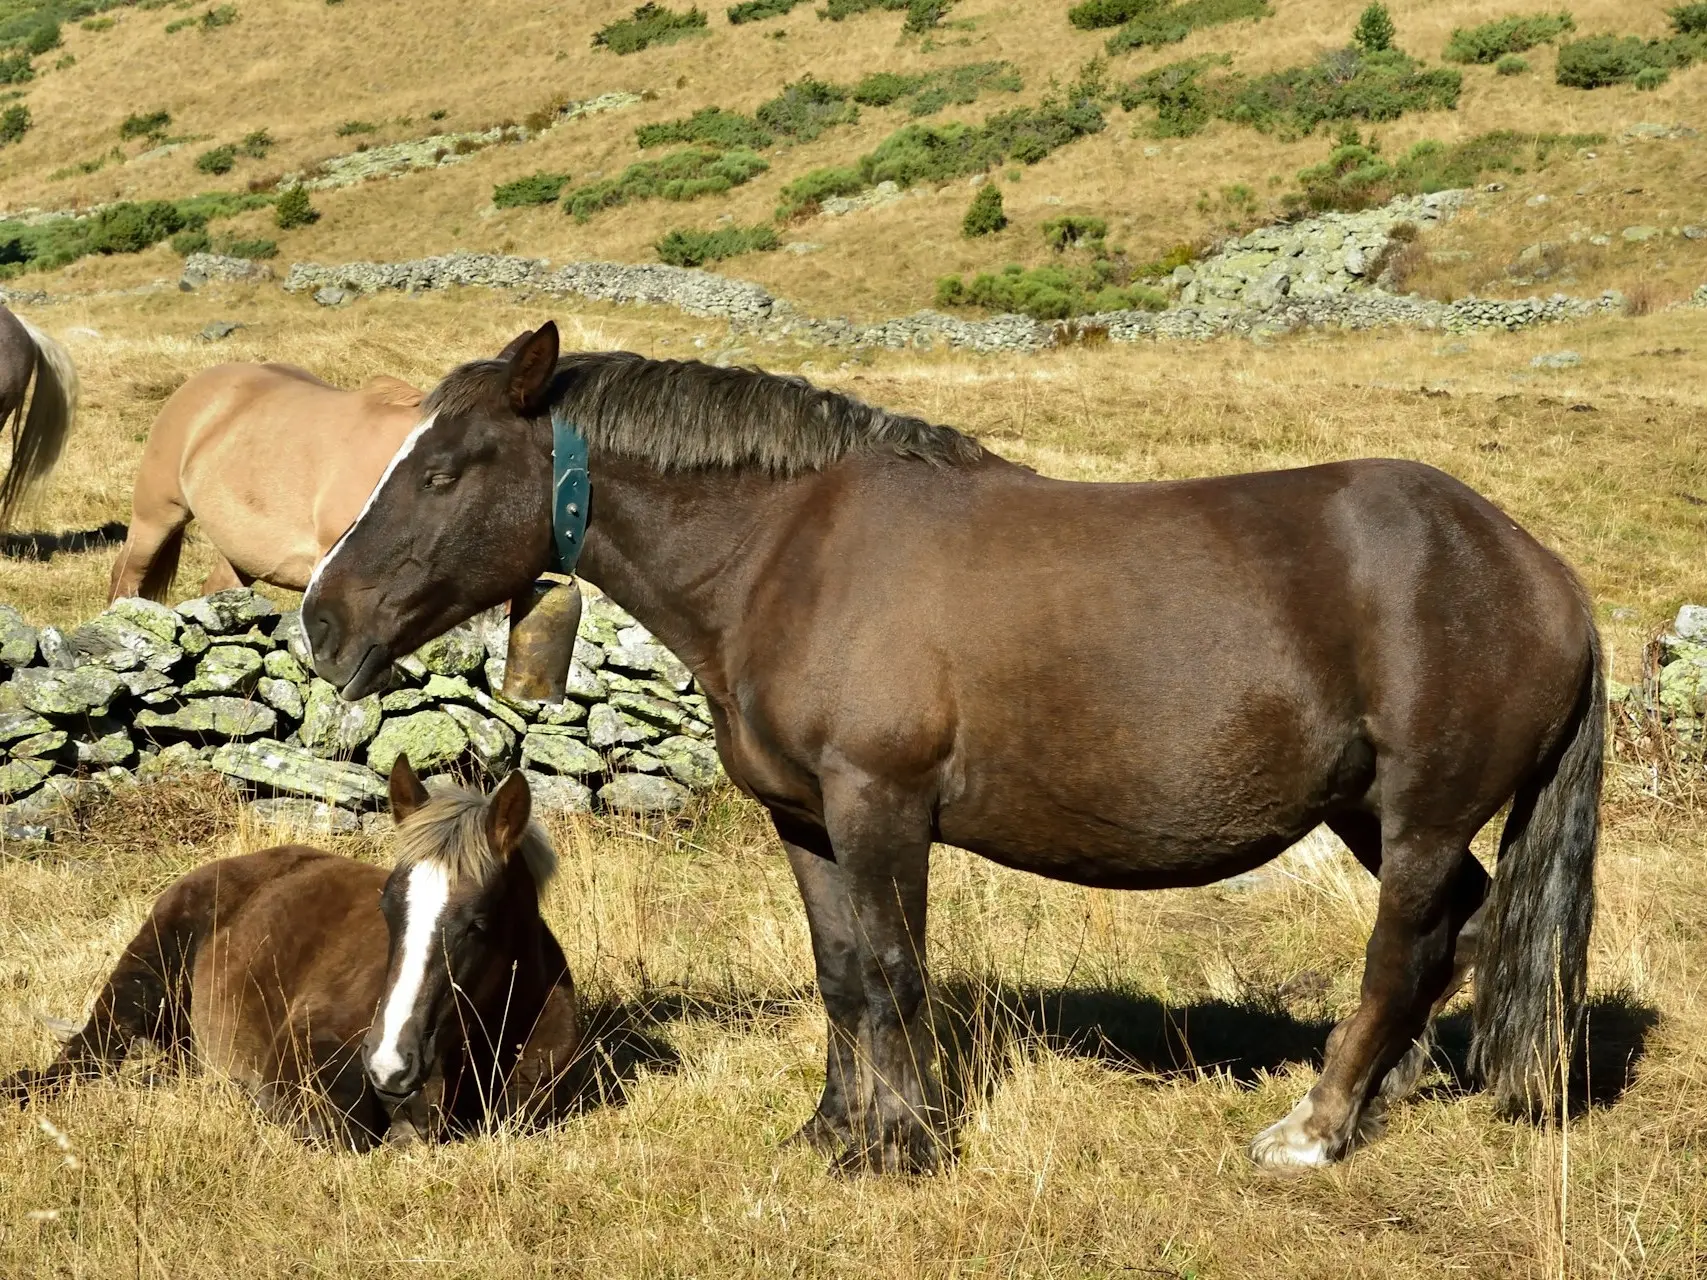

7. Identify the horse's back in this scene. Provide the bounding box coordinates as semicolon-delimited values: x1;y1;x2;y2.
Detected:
153;362;425;588
182;849;388;1089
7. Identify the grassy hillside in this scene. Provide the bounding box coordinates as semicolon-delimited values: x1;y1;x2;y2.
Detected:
0;0;1703;317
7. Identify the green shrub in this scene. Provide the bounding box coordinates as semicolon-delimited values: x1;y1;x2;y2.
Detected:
820;0;907;19
493;172;570;207
936;261;1166;320
170;228;211;255
756;76;859;141
0;104;28;146
635;106;774;150
81;16;115;30
0;51;33;83
1041;214;1107;250
1496;54;1529;75
22;20;60;54
772;164;865;218
88;201;192;254
335;119;377;136
1067;0;1149;30
1353;2;1395;54
223;236;276;259
728;0;802;19
654;223;780;265
119;110;171;140
1673;4;1707;35
1635;65;1669;89
1106;0;1268;54
274;185;320;229
195;144;236;174
962;183;1006;236
1443;12;1573;63
593;3;706;54
776;87;1106;218
851;71;926;106
563;147;768;221
1291;128;1603;212
1123;47;1461;137
202;5;236;28
1555;33;1703;88
902;0;952;32
240;128;274;158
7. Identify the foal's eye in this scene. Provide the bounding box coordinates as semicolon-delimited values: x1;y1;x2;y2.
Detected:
425;472;457;491
468;914;491;936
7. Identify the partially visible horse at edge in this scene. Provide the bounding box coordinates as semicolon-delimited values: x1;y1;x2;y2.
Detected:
302;322;1603;1176
0;303;80;529
2;758;582;1150
108;362;426;601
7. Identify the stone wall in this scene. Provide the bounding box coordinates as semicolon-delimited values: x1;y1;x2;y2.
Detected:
263;187;1707;351
1622;605;1707;740
0;587;722;842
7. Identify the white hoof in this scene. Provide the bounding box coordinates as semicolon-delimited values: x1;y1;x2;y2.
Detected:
1247;1096;1335;1173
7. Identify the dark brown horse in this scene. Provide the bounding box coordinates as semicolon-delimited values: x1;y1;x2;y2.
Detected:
302;323;1603;1174
3;759;580;1149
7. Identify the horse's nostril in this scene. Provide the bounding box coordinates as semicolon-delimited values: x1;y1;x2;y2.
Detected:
306;611;335;662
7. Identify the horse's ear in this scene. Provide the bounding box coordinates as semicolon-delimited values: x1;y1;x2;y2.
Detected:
486;770;533;859
389;754;430;825
494;329;532;362
505;321;559;417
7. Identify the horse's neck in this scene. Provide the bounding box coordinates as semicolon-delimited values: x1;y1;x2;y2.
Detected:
577;454;816;682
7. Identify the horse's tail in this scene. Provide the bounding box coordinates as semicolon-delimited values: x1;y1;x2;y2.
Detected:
0;315;80;529
1471;623;1604;1117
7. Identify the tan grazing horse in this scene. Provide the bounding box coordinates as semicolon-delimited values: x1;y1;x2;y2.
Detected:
0;303;80;529
107;362;426;601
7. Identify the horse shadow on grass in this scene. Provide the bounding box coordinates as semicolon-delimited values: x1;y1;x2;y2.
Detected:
0;520;127;562
922;979;1660;1125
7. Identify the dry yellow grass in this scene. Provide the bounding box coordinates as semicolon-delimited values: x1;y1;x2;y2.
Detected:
0;290;1704;1275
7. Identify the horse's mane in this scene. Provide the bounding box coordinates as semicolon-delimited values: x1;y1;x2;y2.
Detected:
391;783;557;889
359;375;425;408
424;350;983;475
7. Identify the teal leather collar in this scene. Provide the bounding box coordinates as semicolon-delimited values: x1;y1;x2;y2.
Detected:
549;409;590;575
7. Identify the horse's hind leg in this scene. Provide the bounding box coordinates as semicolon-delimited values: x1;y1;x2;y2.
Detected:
775;818;866;1157
108;493;190;602
199;555;250;596
1250;825;1487;1171
1325;814;1489;1110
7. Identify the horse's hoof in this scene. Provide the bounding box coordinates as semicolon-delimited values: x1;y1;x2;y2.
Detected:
829;1127;942;1177
783;1112;848;1157
1247;1097;1336;1174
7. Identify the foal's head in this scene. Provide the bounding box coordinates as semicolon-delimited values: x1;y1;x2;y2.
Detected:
304;323;562;700
362;756;558;1103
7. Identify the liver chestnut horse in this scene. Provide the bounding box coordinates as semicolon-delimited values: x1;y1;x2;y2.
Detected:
3;759;580;1149
303;323;1603;1175
0;303;79;529
108;363;425;601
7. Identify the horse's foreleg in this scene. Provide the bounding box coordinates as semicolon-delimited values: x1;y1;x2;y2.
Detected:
820;780;944;1176
776;822;865;1157
1249;831;1484;1171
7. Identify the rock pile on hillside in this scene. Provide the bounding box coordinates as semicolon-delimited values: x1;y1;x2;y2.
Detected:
1622;605;1707;740
0;588;722;843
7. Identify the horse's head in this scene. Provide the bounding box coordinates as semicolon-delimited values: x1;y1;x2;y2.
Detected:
303;322;562;701
362;756;558;1104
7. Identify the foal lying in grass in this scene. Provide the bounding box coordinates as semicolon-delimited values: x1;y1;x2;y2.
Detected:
2;758;580;1150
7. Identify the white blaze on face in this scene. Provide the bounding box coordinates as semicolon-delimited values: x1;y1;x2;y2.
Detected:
303;412;437;663
368;862;452;1087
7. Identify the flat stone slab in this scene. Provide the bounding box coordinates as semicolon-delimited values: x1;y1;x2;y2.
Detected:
520;731;604;778
135;697;278;743
522;769;593;815
248;797;360;835
599;773;689;816
368;710;469;776
11;667;124;717
210;739;388;807
177;588;278;634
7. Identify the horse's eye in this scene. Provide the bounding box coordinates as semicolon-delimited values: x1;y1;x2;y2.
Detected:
468;914;491;936
425;472;457;491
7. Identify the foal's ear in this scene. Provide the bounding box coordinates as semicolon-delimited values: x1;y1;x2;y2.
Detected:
389;754;431;825
485;770;533;859
505;321;559;417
